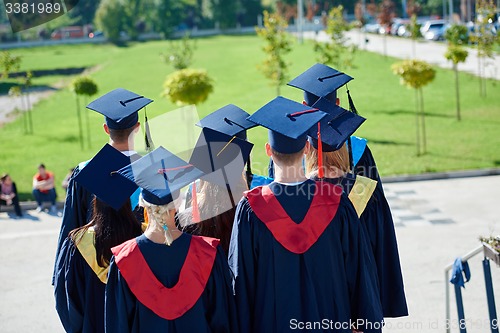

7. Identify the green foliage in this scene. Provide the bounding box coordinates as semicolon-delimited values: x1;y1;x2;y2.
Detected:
255;11;292;95
444;24;469;45
70;76;99;96
408;14;422;39
162;68;214;105
0;51;22;79
154;0;186;38
314;5;356;70
472;0;498;59
211;0;237;29
95;0;125;43
444;45;469;65
391;59;436;89
161;34;197;70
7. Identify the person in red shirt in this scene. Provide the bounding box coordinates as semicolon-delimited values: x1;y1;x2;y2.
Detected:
32;163;57;213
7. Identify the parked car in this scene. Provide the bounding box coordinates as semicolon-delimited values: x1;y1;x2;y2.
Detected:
51;26;85;39
421;20;447;41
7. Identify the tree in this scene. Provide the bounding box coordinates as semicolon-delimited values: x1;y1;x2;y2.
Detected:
255;11;292;96
444;24;469;121
70;76;99;150
471;0;498;97
314;5;356;71
22;71;34;134
378;0;395;58
154;0;186;38
392;60;436;156
408;14;422;58
161;34;197;70
162;69;214;105
0;51;22;79
94;0;125;43
211;0;237;29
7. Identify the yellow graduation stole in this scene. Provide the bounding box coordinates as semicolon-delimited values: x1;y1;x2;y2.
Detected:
348;176;377;217
73;227;109;284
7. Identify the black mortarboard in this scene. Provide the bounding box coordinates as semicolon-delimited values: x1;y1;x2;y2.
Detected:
117;146;204;206
189;128;254;188
307;101;366;152
247;96;328;154
74;144;138;210
196;104;257;140
86;88;153;130
287;63;353;106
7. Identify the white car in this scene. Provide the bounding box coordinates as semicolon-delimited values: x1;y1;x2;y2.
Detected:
421;20;447;40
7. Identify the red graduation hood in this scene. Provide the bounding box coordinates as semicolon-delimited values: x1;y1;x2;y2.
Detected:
112;235;219;320
244;181;342;254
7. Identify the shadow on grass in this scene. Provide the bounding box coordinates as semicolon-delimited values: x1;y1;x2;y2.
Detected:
9;67;88;79
37;134;79;143
374;109;454;119
0;82;57;95
363;137;413;146
493;160;500;166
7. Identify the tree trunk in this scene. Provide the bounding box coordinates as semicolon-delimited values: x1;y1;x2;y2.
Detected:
84;97;91;149
383;33;387;58
26;91;33;134
419;88;427;154
412;39;416;59
414;88;421;156
75;96;84;151
454;64;461;121
19;93;28;134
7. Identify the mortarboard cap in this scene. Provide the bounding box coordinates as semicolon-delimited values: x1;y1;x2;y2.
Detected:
189;128;253;187
117;146;204;206
307;101;366;152
287;63;353;106
74;144;138;210
86;88;153;130
196;104;257;140
247;96;328;154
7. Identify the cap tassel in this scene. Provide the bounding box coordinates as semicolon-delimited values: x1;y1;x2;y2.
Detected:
191;181;200;223
317;122;324;179
144;108;155;152
347;87;358;115
245;157;253;189
144;209;149;225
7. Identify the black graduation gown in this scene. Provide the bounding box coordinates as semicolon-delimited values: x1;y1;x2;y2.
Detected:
105;233;238;333
228;180;383;333
54;229;108;333
319;174;408;318
53;154;143;284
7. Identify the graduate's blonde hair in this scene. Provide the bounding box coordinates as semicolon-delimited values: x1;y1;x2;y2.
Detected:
139;196;177;224
305;143;350;178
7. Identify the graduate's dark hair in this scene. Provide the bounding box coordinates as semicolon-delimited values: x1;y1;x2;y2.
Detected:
180;177;247;255
70;198;143;267
108;124;138;143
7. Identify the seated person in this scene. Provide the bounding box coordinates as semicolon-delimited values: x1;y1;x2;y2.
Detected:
32;163;57;213
0;174;22;218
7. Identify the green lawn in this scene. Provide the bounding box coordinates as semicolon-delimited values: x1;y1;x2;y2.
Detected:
1;35;499;199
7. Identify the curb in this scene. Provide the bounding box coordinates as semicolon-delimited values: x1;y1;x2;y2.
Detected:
381;168;500;183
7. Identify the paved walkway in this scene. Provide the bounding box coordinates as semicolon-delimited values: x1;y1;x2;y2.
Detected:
0;175;499;332
304;29;500;80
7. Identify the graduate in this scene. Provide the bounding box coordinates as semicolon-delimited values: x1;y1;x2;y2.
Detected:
105;146;238;333
53;88;153;284
287;63;382;184
229;96;383;333
54;144;143;333
304;97;408;318
179;125;253;255
195;104;273;188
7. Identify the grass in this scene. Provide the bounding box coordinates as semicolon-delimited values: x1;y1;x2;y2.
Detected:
1;35;499;199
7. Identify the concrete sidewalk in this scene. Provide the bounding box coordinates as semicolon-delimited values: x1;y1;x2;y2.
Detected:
0;175;499;332
303;29;500;81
